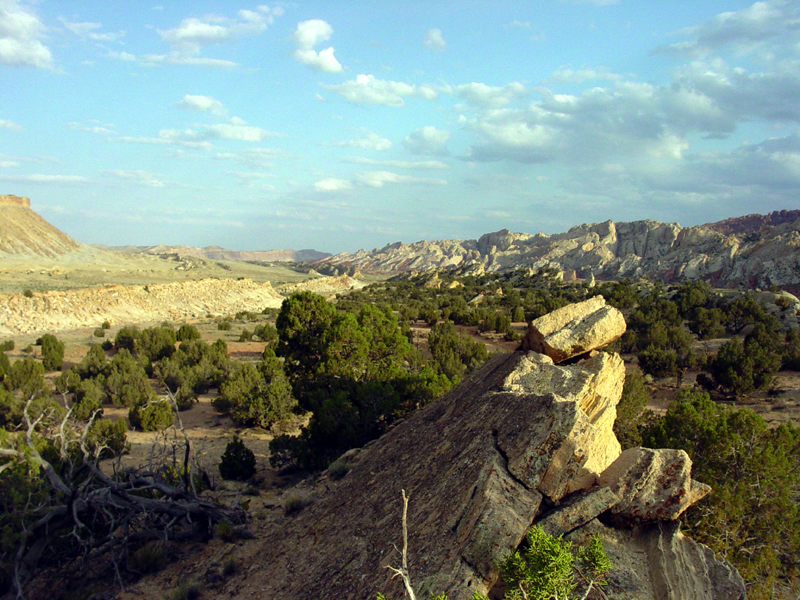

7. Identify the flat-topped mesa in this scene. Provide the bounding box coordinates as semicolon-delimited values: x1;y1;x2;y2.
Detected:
0;195;31;208
522;295;627;362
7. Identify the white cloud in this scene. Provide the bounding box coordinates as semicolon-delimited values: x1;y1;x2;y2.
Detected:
356;170;447;187
344;157;448;170
0;118;22;131
424;28;446;51
323;74;441;107
0;174;90;184
0;0;53;68
455;82;526;108
107;50;136;61
0;160;18;167
146;5;280;68
291;19;342;72
204;122;278;141
403;126;450;156
59;18;124;42
658;1;799;57
548;67;624;83
332;131;392;151
315;178;353;191
176;94;227;116
103;169;165;187
67;120;115;135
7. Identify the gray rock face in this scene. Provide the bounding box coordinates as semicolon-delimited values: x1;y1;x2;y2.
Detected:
522;296;626;363
565;520;746;600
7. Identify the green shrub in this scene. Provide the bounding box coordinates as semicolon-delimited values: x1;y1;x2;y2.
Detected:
217;321;232;331
85;418;128;458
23;289;33;298
39;333;64;371
101;320;111;330
129;399;173;431
114;325;140;352
218;436;256;481
0;340;13;352
70;379;103;421
93;328;105;338
238;328;253;342
176;324;201;342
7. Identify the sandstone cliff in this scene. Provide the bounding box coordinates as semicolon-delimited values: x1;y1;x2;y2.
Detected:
221;300;744;600
314;211;800;291
0;196;83;257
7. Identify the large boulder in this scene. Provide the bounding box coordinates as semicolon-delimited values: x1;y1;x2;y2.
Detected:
598;447;711;522
522;295;626;362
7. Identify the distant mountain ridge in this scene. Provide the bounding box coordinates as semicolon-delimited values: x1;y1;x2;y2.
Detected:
94;244;330;263
313;210;800;292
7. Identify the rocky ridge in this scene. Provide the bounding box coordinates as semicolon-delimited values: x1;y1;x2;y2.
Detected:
95;244;330;263
223;298;744;600
0;275;363;336
314;210;800;292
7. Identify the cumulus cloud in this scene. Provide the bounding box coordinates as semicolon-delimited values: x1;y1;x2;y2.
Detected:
291;19;342;73
505;20;531;29
0;118;22;131
144;5;280;68
315;178;353;191
403;126;450;156
424;28;445;51
455;82;525;108
176;94;227;116
0;0;53;68
355;170;447;187
332;131;392;151
656;0;800;57
103;169;165;187
159;120;279;144
323;74;441;106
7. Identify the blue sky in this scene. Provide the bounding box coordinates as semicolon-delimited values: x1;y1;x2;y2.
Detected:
2;0;800;252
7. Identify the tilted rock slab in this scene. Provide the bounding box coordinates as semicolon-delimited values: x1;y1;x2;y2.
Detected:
598;447;711;522
565;520;746;600
237;349;627;600
522;295;626;362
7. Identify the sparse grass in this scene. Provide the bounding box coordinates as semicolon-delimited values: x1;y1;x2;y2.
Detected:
214;521;238;543
222;557;238;577
164;579;201;600
128;541;170;574
243;484;261;496
283;491;313;515
327;458;349;481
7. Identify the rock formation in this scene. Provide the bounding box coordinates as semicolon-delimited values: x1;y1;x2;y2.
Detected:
313;210;800;292
0;195;82;257
521;296;626;363
224;302;745;600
